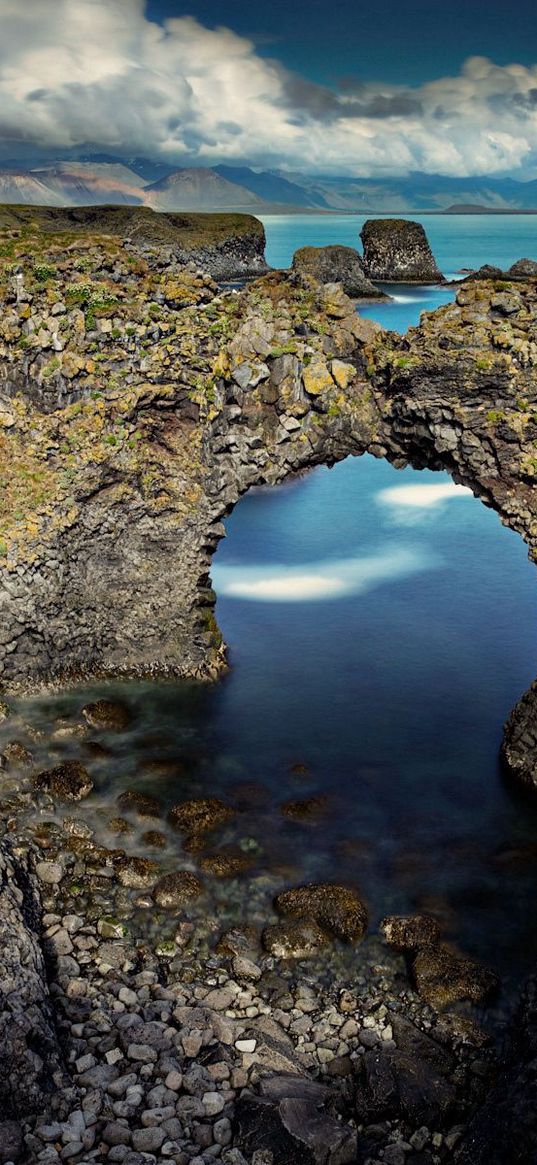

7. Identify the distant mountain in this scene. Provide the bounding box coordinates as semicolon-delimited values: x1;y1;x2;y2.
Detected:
30;162;147;206
213;165;328;208
1;159;537;214
144;168;264;211
0;170;67;206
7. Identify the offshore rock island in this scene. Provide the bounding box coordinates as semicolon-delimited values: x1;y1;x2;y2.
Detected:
1;206;537;1164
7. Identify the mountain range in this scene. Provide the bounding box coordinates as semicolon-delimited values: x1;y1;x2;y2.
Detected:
1;158;537;213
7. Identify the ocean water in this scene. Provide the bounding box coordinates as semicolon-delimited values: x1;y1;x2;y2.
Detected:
261;211;537;330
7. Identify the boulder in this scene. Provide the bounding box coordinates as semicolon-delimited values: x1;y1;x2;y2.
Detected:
360;218;444;283
507;257;537;278
32;760;93;801
274;881;368;943
234;1091;357;1165
292;245;386;299
412;945;499;1009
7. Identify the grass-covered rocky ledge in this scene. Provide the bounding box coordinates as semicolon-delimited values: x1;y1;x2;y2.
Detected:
1;209;537;1163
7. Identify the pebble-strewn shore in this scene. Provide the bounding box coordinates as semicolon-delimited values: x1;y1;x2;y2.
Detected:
0;696;509;1165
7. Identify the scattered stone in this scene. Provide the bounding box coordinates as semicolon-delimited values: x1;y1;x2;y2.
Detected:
116;790;163;819
114;855;161;889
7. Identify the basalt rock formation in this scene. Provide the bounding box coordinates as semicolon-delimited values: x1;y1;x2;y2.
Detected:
0;222;537;788
360;217;445;283
291;245;387;299
0;844;71;1121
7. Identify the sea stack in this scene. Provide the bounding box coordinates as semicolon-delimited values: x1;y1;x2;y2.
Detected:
292;244;388;298
360;218;445;283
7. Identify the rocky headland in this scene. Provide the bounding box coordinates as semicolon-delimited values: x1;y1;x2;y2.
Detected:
1;207;537;1162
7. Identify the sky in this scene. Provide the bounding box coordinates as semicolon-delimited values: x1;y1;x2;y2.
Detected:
2;0;537;179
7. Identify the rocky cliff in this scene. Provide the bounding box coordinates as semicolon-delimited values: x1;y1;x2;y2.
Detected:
0;223;537;787
0;204;268;280
360;218;445;283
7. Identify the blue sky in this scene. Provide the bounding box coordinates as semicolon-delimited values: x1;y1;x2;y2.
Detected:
148;0;537;85
1;0;537;178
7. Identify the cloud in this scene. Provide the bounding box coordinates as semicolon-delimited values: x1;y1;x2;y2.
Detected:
0;1;537;177
212;547;437;603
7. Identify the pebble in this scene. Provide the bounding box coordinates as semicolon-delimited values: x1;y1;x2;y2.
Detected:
202;1091;226;1116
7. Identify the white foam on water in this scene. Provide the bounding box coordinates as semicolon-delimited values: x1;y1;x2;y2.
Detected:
376;482;473;509
212;547;437;603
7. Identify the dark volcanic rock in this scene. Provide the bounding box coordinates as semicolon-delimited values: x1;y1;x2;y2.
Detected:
455;976;537;1164
0;845;72;1119
508;257;537;278
292;245;386;298
358;1045;456;1126
502;678;537;789
234;1091;357;1165
360;218;444;283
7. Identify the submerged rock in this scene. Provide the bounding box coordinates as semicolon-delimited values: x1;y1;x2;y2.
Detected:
81;698;131;731
32;760;93;801
199;850;252;877
116;789;162;819
153;870;204;907
292;245;386;299
412;946;499;1009
360;218;444;283
168;797;234;836
262;919;330;959
380;913;440;951
3;740;33;768
274;881;368;943
114;854;161;888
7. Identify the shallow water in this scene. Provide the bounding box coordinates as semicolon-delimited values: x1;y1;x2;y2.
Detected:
5;214;537;996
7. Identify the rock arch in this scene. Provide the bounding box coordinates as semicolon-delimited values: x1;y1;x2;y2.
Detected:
1;256;537;782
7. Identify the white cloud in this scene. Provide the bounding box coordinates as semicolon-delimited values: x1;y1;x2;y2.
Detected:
0;1;537;177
